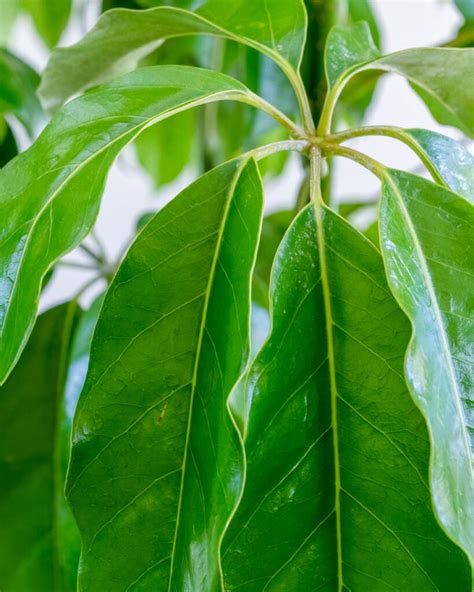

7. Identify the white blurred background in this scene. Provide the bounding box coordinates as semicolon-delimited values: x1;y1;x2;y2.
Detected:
5;0;471;309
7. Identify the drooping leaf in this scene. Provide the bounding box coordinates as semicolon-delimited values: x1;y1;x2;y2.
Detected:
252;209;294;309
223;204;472;590
0;65;269;385
0;303;80;591
67;158;263;590
21;0;72;48
0;48;42;135
404;129;474;200
323;22;474;136
380;169;474;562
39;0;307;111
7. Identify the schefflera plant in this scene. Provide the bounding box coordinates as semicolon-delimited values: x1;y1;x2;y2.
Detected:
0;0;473;590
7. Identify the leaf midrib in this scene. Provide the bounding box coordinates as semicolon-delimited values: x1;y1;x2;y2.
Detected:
167;159;249;591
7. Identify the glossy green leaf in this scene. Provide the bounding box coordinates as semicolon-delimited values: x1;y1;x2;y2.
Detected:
22;0;72;48
0;303;80;591
324;22;474;136
0;65;268;385
380;169;474;562
252;209;294;308
0;48;42;135
405;128;474;200
39;0;307;111
224;203;472;590
67;158;263;590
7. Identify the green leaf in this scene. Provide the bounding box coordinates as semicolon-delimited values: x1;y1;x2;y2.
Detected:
0;65;267;385
380;169;474;562
405;129;474;200
0;48;42;135
67;158;263;590
324;22;474;136
325;21;380;90
39;0;307;111
0;119;18;168
252;209;294;308
134;109;195;187
223;204;472;590
21;0;71;48
0;303;80;591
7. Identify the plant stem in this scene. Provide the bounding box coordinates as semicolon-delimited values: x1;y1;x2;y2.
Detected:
58;261;98;272
79;243;104;264
319;141;386;179
326;125;447;186
249;140;309;161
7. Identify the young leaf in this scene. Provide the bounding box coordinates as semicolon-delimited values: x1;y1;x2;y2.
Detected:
0;65;271;385
39;0;307;111
0;48;42;135
67;158;263;590
380;169;474;562
22;0;72;48
0;303;80;591
322;22;474;136
223;204;472;590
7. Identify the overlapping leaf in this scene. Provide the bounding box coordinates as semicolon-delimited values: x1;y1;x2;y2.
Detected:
380;169;474;562
0;48;42;135
223;203;472;590
67;158;263;590
39;0;307;111
0;65;269;384
322;22;474;136
0;303;80;591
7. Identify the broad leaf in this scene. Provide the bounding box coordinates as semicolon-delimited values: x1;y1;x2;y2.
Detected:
39;0;307;111
0;48;42;135
67;158;263;590
380;169;474;561
0;303;80;591
323;22;474;136
223;204;472;590
0;65;268;385
22;0;72;48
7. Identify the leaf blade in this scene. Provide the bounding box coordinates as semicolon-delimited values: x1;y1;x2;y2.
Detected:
0;65;261;385
380;169;474;562
223;205;472;590
0;303;80;591
67;158;263;590
39;1;307;111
